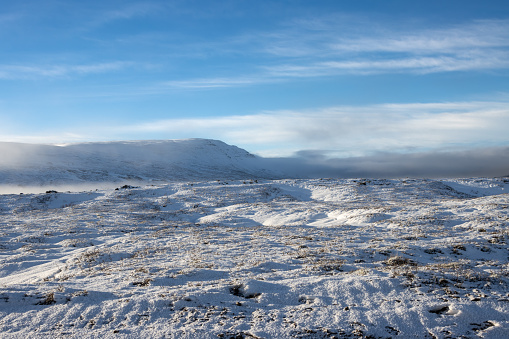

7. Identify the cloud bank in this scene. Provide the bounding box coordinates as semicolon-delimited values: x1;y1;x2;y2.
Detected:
2;99;508;163
274;147;509;179
1;141;507;181
116;100;509;158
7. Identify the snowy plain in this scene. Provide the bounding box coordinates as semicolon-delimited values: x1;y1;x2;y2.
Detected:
0;140;508;338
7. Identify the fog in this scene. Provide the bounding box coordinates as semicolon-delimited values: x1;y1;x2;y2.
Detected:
0;141;508;194
0;182;140;195
262;147;509;179
0;142;54;168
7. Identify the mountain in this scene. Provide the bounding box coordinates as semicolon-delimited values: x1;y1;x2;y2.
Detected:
3;139;506;189
0;139;278;186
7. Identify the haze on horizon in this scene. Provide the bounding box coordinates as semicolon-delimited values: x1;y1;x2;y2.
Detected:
0;140;508;189
1;0;509;177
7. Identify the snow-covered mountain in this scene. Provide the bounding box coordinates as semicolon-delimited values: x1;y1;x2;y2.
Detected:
2;139;508;190
0;139;277;186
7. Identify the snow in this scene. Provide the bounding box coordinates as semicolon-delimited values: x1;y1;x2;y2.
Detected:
0;139;273;189
0;177;508;338
0;139;508;337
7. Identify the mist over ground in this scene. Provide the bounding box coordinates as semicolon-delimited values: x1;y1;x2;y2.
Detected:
278;146;509;179
0;140;507;193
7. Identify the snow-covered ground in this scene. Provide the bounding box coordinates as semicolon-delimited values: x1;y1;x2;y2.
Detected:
1;177;508;338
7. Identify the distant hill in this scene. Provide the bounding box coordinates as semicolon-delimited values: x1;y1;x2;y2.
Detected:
0;139;278;186
1;139;508;189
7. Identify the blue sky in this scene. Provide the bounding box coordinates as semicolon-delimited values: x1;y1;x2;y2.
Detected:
1;0;509;158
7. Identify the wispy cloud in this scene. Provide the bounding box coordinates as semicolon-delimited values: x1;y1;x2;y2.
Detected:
327;20;509;52
299;19;509;74
82;2;162;30
147;18;509;89
272;18;509;74
4;10;508;87
155;50;509;88
264;18;509;56
0;61;132;80
319;53;509;74
161;77;264;89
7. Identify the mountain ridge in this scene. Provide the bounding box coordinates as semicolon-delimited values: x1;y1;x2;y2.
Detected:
0;139;277;186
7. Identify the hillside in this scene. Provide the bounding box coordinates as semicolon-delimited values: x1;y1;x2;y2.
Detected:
0;178;507;337
0;139;276;187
